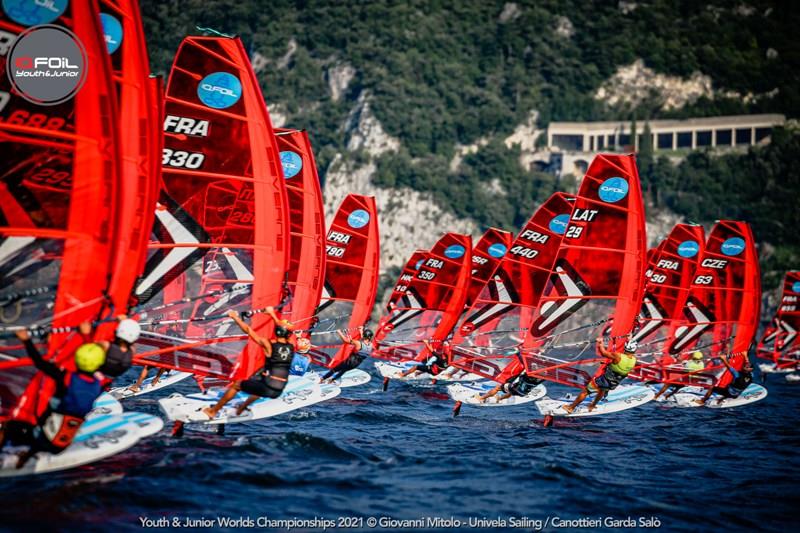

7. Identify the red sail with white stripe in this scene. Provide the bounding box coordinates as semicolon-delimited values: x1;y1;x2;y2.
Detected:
757;271;800;368
0;1;121;423
386;250;428;312
663;220;761;388
374;233;472;362
523;154;647;389
308;195;379;368
449;193;575;382
275;129;326;330
131;36;289;382
465;228;512;306
627;224;706;384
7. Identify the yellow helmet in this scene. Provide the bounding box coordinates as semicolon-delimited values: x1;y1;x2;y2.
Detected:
75;343;106;373
692;351;704;360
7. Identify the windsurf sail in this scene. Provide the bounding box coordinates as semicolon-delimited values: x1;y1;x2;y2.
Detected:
307;194;379;368
449;193;575;382
275;128;326;329
386;250;428;313
131;35;289;382
465;228;512;306
757;271;800;367
522;154;647;389
658;220;761;388
100;0;160;330
0;2;121;423
626;224;707;384
374;233;472;362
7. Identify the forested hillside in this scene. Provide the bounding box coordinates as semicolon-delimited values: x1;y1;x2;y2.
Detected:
140;0;799;292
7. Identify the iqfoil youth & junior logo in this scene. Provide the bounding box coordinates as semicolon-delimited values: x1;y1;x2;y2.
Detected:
7;24;87;105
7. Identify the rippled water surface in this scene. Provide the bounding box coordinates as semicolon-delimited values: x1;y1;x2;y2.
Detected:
1;366;798;532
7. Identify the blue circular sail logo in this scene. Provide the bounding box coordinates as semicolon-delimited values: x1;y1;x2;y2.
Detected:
3;0;67;26
793;281;800;293
197;72;242;109
721;237;745;256
347;209;370;229
100;13;123;54
677;240;700;258
444;245;466;259
487;243;507;258
549;214;570;235
280;151;302;179
598;177;629;203
415;259;423;270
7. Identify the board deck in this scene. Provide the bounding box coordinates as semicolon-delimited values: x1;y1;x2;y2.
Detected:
304;369;371;388
374;361;481;382
109;370;193;399
535;385;655;417
447;381;547;406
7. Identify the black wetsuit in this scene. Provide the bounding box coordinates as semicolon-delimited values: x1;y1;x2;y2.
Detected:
502;373;542;397
712;368;752;398
415;351;448;376
322;343;371;381
99;342;132;378
239;341;294;398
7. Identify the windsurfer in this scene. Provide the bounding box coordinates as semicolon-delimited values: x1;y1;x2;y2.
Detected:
653;351;705;400
201;307;295;419
98;317;140;379
290;336;313;376
0;330;107;468
563;338;638;413
397;339;450;378
320;328;373;383
128;324;179;392
696;354;753;405
478;364;543;402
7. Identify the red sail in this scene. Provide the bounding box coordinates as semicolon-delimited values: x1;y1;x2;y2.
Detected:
523;154;647;389
275;129;326;330
450;193;575;382
308;195;379;368
374;233;472;362
131;36;289;381
466;228;512;306
757;271;800;367
100;0;159;327
664;221;761;388
0;1;121;423
386;250;428;312
627;224;706;384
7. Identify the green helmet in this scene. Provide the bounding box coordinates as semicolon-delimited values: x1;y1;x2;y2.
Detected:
75;343;106;373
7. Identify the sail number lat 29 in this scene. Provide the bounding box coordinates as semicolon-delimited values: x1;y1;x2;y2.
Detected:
163;148;205;169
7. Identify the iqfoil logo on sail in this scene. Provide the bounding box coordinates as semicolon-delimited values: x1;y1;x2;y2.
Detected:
347;209;370;229
677;240;700;258
3;0;67;26
549;214;570;235
598;177;629;203
280;151;302;179
721;237;745;256
487;243;507;258
444;244;465;259
793;281;800;293
100;13;123;54
6;24;87;106
197;72;241;109
415;259;423;270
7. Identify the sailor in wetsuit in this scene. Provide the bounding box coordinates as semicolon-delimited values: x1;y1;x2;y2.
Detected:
0;330;107;468
290;337;313;376
564;337;638;413
653;350;705;400
697;354;753;405
320;328;373;383
202;307;296;419
97;317;140;379
479;363;543;402
398;339;450;378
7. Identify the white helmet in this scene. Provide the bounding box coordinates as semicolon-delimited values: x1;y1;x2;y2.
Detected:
116;319;141;343
624;339;638;353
